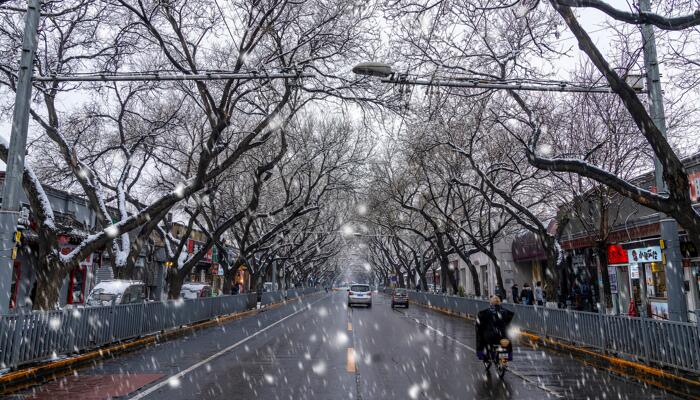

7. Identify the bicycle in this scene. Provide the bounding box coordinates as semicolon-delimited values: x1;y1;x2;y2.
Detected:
483;338;510;379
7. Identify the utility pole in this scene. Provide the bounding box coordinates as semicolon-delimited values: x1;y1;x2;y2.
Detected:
640;0;688;322
0;0;41;314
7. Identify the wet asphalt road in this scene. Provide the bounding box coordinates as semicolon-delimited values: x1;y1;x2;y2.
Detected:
8;291;678;399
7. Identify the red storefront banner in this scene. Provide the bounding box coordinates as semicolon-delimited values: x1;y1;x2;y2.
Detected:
607;244;628;264
187;239;213;263
689;171;700;201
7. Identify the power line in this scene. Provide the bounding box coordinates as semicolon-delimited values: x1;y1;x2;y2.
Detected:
382;76;645;94
34;71;314;82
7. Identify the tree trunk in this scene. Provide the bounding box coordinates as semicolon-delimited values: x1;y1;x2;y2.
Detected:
394;264;405;288
407;267;415;288
439;255;459;293
276;266;284;291
484;251;504;296
595;241;612;309
542;236;562;301
33;259;65;310
223;267;235;294
464;258;481;297
166;269;185;299
416;269;427;290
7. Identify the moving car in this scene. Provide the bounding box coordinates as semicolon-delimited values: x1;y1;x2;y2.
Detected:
180;283;213;299
391;288;409;308
347;284;372;308
87;280;146;306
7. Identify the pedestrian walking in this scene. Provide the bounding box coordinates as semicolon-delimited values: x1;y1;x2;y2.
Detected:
534;281;545;306
572;281;582;310
511;284;520;304
580;281;592;312
520;283;534;305
556;286;566;309
495;285;506;301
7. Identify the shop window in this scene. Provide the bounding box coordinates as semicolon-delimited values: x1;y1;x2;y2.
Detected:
647;262;667;298
67;266;87;304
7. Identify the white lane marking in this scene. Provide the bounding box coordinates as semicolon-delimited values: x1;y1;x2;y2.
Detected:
406;314;565;398
129;295;329;400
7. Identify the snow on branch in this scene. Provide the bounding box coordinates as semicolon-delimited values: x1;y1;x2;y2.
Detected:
553;0;700;30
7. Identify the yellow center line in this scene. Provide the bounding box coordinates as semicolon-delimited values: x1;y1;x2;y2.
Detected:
346;347;356;373
347;322;352;331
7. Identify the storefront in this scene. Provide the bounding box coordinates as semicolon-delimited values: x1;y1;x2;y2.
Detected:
210;263;224;295
60;243;96;306
616;241;667;319
234;265;250;293
681;237;700;321
186;239;215;285
511;231;548;301
606;244;628;315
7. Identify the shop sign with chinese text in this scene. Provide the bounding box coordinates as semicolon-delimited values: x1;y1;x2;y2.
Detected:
627;246;662;263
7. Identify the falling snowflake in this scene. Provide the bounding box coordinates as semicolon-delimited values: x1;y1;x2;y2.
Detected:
48;317;62;331
312;361;326;375
105;225;119;238
173;183;186;198
335;331;349;347
408;383;421;399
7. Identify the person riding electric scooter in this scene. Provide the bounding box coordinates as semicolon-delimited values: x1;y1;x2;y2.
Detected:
475;296;514;377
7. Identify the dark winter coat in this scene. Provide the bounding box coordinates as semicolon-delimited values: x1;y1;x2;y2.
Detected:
495;286;506;301
475;305;514;353
520;288;535;305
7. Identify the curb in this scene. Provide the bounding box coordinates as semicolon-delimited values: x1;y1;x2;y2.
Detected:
0;293;317;395
409;299;700;400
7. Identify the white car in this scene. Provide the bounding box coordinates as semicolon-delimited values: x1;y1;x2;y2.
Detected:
87;280;146;307
180;283;213;299
347;284;372;308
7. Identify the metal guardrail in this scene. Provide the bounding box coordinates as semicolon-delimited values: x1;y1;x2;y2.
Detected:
0;289;320;371
261;287;321;306
407;291;700;373
261;291;286;306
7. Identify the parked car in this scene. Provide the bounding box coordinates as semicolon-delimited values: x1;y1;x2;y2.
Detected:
87;280;146;306
180;283;213;299
391;288;409;308
347;284;372;308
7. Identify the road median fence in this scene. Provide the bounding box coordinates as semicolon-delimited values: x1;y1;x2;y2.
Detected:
1;288;320;371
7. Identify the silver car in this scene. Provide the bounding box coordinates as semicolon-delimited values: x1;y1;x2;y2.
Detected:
348;284;372;308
